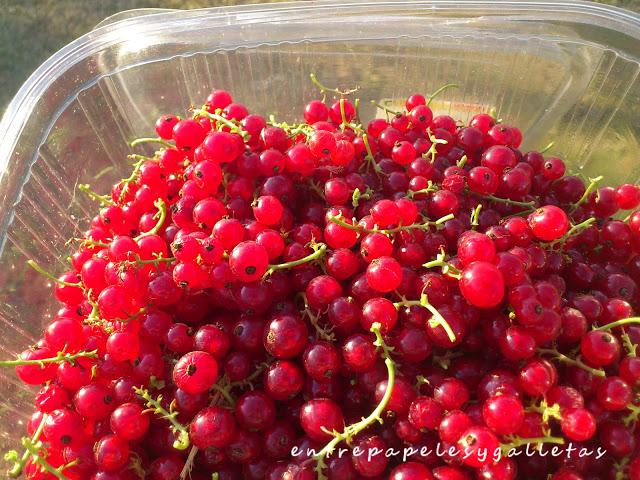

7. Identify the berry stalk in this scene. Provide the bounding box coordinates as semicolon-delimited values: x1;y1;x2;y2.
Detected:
134;387;190;450
538;348;605;377
129;137;173;148
135;199;167;239
27;260;82;288
0;350;97;368
264;243;328;276
314;322;395;479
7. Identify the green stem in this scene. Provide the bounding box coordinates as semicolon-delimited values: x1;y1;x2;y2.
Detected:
456;155;468;168
501;435;565;455
539;141;554;154
27;260;82;287
422;255;462;280
309;73;358;96
6;414;47;478
352;187;372;208
594;317;640;331
129;137;173;148
210;384;236;407
570;176;603;213
21;437;76;480
470;203;482;228
314;323;395;479
300;293;336;342
538;348;605;377
406;181;440;199
0;350;97;368
134;387;190;450
80;238;109;249
135;199;167;239
361;134;381;174
425;132;448;163
265;243;327;276
623;402;640;427
424;301;457;343
427;83;459;106
118;156;148;201
549;217;596;248
394;295;457;343
371;100;401;116
193;109;249;140
77;184;113;205
622;333;638;357
129;254;176;268
327;213;453;236
230;361;271;390
479;194;536;209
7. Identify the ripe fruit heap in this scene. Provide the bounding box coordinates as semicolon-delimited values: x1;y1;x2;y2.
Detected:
4;74;640;480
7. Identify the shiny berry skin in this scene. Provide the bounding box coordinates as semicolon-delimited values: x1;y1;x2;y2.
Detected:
457;426;500;467
560;408;596;441
172;351;219;394
366;256;403;292
433;378;469;410
481;145;516;174
360;232;393;262
44;408;85;449
580;330;620;366
155;114;179;139
190;406;237;449
361;297;398;333
616;183;640;209
304;100;329;124
342;333;378;373
519;358;557;397
351;435;388;477
390;461;434;480
94;434;129;472
459;261;505;308
73;383;115;420
596;376;632;411
306;275;342;310
263;314;308;359
528;205;569;241
229;241;269;282
408;396;444;430
457;232;496;265
253;195;284;226
299;398;344;441
110;403;150;441
264;360;304;400
482;394;524;435
499;326;536;361
235;390;276;431
303;341;341;382
439;410;473;444
376;377;417;416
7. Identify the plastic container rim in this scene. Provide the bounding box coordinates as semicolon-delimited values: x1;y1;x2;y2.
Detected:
1;0;639;172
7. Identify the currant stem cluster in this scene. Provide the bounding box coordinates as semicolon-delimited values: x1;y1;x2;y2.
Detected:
134;387;190;450
314;322;395;479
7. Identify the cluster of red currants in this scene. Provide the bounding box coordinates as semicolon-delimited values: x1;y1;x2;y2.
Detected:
5;77;640;480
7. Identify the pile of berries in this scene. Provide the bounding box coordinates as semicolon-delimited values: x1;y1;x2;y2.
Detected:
5;75;640;480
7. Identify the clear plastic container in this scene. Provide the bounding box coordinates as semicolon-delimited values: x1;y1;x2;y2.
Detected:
0;0;639;448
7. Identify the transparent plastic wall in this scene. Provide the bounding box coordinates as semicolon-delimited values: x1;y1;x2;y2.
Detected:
0;1;638;446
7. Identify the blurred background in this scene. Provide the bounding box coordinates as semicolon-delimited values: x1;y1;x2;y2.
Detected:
1;0;639;111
